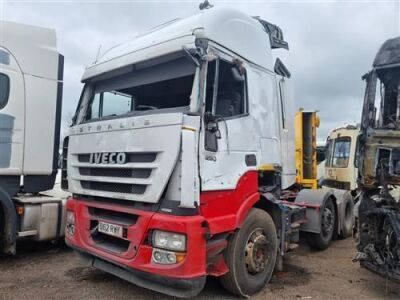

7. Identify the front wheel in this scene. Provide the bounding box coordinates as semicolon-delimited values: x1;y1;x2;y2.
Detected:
219;208;277;297
306;197;336;250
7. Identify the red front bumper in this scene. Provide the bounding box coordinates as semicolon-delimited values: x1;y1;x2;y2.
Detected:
65;197;207;281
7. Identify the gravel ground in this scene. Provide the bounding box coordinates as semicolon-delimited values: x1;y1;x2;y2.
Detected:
0;238;399;300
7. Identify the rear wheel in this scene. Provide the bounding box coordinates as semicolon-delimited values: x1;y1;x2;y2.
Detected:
219;208;277;297
339;194;354;238
306;198;336;250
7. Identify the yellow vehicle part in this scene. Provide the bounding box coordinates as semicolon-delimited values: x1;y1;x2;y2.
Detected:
295;110;319;189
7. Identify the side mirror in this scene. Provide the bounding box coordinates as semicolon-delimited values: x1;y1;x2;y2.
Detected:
204;112;221;152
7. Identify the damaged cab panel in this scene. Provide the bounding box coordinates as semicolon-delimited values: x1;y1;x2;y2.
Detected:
356;36;400;281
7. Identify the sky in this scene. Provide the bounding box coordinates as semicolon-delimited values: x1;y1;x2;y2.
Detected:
1;0;399;141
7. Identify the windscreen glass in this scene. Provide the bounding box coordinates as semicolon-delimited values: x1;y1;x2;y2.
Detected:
84;56;196;121
331;137;351;168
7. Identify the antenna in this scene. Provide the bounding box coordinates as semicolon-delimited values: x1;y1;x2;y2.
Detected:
199;0;213;10
95;44;102;63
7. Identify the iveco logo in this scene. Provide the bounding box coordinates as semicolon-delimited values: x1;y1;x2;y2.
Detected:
89;152;127;164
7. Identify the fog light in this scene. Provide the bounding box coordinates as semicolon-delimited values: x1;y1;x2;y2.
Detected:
66;210;75;236
152;248;178;265
153;250;162;262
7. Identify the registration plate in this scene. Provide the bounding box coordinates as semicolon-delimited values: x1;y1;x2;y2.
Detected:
98;221;124;238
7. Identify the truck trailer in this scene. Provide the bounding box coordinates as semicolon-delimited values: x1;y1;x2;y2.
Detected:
64;7;352;297
0;21;66;254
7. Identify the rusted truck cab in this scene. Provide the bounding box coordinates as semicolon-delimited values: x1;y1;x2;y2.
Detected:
356;37;400;281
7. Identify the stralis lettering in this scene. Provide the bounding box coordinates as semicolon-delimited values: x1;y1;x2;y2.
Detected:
89;152;127;164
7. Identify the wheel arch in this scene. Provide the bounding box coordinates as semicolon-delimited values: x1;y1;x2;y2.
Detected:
295;188;338;234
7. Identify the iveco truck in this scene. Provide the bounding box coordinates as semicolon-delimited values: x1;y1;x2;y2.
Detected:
0;21;66;254
64;7;352;297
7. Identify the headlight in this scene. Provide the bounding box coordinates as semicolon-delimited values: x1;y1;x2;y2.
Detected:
66;210;75;236
152;230;186;252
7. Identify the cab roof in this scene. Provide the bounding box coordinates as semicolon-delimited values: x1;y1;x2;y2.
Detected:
373;36;400;69
82;8;277;81
0;21;59;80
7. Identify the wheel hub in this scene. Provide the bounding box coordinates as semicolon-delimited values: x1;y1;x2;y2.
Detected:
245;229;269;274
322;207;334;236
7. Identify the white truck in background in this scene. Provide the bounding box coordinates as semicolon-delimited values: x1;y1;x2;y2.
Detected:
323;125;360;196
0;21;67;254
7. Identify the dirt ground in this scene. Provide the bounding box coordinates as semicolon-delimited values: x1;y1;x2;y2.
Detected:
0;238;399;300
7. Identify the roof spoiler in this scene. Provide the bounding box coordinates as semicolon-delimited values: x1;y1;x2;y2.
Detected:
253;17;289;50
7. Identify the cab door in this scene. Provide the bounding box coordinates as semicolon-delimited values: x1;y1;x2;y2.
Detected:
0;48;25;174
200;56;257;191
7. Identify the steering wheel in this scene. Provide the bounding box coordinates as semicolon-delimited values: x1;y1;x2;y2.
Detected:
135;105;157;111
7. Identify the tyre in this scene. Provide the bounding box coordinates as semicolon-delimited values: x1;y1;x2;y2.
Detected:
306;197;336;250
219;208;277;297
339;193;354;239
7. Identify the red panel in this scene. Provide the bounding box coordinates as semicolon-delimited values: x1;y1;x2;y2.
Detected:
200;171;260;234
66;171;261;279
66;198;207;279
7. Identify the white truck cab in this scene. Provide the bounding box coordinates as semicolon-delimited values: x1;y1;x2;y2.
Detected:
0;21;66;254
324;125;360;193
64;7;349;298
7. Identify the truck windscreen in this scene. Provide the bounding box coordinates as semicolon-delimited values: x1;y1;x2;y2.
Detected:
82;56;197;122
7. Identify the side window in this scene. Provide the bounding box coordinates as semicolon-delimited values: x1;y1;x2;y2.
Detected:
205;61;217;114
205;59;247;118
332;137;351;168
0;73;10;110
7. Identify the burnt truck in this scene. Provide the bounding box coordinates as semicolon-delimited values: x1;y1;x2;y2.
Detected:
356;37;400;280
64;7;353;298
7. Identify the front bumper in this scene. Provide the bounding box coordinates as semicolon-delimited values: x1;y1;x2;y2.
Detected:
65;197;207;297
68;241;206;298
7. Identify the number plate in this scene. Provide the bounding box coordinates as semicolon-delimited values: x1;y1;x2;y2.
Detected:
98;221;123;238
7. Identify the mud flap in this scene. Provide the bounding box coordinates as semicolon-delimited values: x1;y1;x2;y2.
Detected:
0;188;17;254
295;189;335;234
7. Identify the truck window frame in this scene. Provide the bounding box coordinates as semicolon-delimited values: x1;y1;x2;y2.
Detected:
0;73;10;110
75;52;199;125
331;136;352;168
86;90;134;121
205;58;249;121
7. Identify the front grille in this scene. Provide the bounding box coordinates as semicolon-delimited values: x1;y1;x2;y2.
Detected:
73;151;158;197
81;181;146;195
78;152;157;163
79;167;152;178
89;207;138;225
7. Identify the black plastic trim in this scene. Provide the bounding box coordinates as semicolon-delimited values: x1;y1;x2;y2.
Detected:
158;198;199;216
245;154;257;166
0;73;10;110
68;243;206;298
